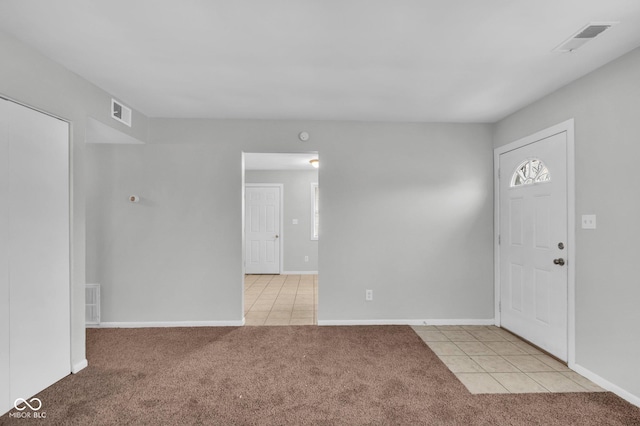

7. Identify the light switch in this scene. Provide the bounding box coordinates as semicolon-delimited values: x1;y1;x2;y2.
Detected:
292;219;298;225
581;214;596;229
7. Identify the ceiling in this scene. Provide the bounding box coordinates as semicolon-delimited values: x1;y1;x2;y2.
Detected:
1;1;640;123
245;153;319;171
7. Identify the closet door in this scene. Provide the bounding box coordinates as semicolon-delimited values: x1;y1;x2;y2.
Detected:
0;100;11;414
4;99;70;408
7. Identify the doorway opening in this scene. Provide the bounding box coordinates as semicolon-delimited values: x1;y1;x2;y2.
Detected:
242;152;319;325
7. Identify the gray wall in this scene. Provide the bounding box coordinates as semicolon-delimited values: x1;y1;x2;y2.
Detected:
494;47;640;399
0;30;148;369
86;144;242;322
86;120;494;323
245;170;319;273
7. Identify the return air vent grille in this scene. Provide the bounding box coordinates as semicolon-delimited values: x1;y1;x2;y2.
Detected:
553;22;618;53
575;25;611;39
111;98;132;127
86;283;101;326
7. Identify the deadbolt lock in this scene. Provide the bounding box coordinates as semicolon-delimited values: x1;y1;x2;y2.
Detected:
558;242;564;250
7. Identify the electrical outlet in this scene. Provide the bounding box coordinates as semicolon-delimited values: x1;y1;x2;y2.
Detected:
304;256;309;262
582;214;596;229
365;289;373;301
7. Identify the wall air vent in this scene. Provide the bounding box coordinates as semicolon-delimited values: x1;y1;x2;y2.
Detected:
111;98;132;127
553;22;618;53
86;283;101;326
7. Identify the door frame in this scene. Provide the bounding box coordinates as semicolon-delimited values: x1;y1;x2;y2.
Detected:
244;183;284;275
493;119;576;366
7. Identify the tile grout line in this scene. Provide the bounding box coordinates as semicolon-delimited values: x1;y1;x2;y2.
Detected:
245;275;318;326
415;325;601;395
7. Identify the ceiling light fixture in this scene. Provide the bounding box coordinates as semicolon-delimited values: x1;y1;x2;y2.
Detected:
309;159;319;168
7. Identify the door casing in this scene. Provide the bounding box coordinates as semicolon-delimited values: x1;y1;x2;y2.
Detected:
493;119;576;366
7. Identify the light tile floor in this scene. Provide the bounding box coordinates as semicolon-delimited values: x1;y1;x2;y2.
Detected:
244;274;318;326
412;325;605;394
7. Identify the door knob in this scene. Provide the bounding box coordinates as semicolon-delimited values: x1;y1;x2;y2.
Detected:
275;234;279;239
553;258;565;266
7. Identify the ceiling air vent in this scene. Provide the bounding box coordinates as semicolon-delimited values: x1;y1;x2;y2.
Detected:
553;22;618;53
111;98;132;127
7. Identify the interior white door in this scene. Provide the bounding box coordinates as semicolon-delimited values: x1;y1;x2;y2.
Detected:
1;99;70;410
245;186;281;274
499;132;568;361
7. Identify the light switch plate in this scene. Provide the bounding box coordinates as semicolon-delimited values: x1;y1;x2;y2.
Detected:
582;214;596;229
292;219;298;225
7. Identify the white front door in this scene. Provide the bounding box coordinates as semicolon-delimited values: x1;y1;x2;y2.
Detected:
245;185;281;274
499;131;568;361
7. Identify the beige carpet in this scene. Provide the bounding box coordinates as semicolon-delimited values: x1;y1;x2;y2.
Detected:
2;326;639;425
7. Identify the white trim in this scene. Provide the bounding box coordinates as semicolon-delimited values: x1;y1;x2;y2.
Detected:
0;94;70;122
310;182;319;240
71;359;88;374
91;320;244;328
571;363;640;408
318;319;495;326
282;271;318;275
566;122;576;366
493;118;576;363
244;183;284;275
241;155;246;325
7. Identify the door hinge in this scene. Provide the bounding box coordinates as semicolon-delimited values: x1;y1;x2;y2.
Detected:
498;235;501;245
498;168;501;179
499;301;501;312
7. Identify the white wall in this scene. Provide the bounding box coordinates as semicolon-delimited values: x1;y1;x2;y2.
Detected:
245;170;319;273
0;30;148;369
494;47;640;401
86;120;494;324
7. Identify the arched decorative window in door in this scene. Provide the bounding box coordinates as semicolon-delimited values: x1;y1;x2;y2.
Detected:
510;158;550;187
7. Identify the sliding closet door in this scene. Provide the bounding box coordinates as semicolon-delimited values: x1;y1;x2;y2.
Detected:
0;100;11;414
4;99;70;406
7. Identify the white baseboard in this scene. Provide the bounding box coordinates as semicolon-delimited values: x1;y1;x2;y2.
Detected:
317;319;495;326
71;359;88;374
282;271;318;275
92;320;245;328
571;363;640;407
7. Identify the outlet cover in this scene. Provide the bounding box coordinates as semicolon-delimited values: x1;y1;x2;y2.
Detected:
365;289;373;301
581;214;596;229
